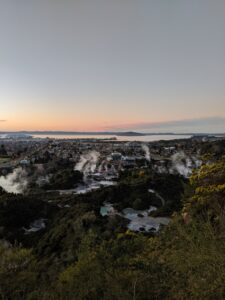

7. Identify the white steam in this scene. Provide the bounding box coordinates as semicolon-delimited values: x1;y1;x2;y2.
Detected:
142;144;151;161
75;151;100;177
0;167;28;194
169;152;201;178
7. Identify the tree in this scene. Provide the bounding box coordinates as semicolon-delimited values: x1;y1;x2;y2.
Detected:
0;242;36;299
0;145;7;156
184;155;225;220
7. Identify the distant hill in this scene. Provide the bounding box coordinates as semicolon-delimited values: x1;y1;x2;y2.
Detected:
0;131;146;137
0;131;224;137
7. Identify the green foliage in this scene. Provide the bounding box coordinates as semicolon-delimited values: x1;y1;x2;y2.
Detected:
185;155;225;219
200;140;225;158
0;144;8;156
0;187;5;196
44;168;83;190
0;154;224;299
0;242;36;300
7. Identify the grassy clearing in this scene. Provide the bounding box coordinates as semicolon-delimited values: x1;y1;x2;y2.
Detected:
0;157;11;164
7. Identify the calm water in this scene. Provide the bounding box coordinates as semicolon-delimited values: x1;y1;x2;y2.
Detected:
32;134;191;142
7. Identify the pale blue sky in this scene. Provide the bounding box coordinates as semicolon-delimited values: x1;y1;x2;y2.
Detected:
0;0;225;132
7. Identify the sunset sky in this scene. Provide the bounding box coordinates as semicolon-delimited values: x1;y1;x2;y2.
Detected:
0;0;225;133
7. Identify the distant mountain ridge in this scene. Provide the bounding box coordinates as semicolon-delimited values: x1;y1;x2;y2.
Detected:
0;131;145;137
0;131;224;137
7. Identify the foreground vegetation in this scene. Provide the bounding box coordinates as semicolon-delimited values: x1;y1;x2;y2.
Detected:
0;154;225;299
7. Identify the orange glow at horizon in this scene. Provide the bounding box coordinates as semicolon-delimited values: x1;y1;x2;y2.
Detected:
1;96;225;132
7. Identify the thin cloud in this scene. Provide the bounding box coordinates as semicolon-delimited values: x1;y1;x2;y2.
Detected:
101;117;225;133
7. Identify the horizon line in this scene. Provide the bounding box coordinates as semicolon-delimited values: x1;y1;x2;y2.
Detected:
0;130;225;136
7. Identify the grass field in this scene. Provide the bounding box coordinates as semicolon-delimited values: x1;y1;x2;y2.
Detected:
0;157;11;164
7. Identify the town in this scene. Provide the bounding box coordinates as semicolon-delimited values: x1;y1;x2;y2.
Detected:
1;135;224;234
0;134;205;193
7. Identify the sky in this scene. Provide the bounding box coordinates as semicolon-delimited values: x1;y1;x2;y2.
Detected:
0;0;225;133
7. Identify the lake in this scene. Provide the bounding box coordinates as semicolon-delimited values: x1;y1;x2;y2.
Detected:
32;134;191;142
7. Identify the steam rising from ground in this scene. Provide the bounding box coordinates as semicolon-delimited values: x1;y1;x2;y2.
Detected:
75;151;100;177
0;167;28;194
142;144;151;161
154;151;202;178
169;152;201;177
